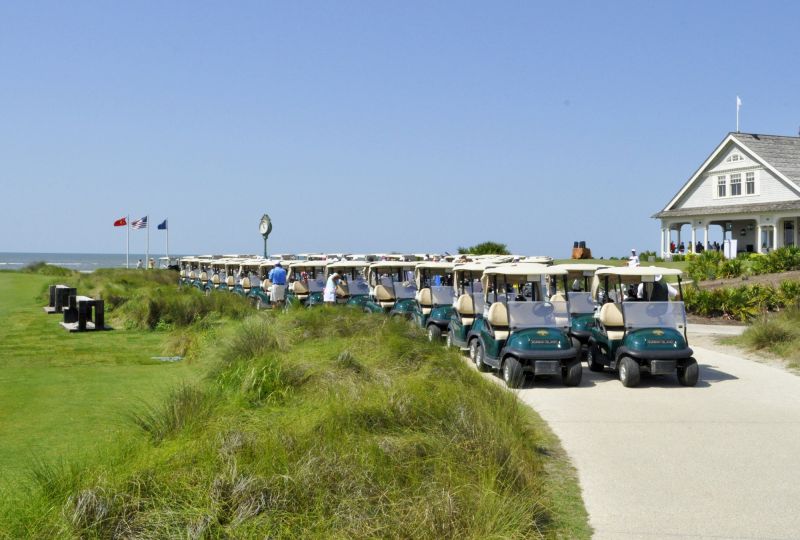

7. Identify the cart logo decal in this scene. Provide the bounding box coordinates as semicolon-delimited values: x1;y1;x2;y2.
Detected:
536;330;549;336
653;330;665;336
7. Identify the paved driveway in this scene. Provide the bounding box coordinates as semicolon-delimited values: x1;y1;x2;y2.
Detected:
479;326;800;539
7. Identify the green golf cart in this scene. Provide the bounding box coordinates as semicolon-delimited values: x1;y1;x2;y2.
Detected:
325;260;371;306
248;260;277;309
411;261;456;341
468;263;582;388
285;261;327;308
549;263;610;346
362;261;418;315
586;266;698;387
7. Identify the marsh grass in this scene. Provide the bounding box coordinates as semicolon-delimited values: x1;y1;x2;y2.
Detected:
3;306;590;538
734;308;800;370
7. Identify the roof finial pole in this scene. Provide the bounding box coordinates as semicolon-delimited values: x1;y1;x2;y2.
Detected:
736;96;742;133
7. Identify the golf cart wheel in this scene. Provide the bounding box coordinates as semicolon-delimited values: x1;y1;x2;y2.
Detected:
445;329;454;348
204;288;211;297
255;297;264;310
587;343;605;372
677;358;699;386
468;339;477;361
618;356;640;388
427;325;442;342
502;356;524;389
562;358;582;387
473;341;490;372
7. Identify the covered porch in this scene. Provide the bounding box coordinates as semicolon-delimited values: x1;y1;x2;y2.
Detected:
653;202;800;257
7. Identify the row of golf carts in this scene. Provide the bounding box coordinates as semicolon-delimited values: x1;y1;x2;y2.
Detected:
177;255;698;389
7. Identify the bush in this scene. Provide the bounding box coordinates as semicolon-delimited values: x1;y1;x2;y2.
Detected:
686;251;725;282
21;261;74;277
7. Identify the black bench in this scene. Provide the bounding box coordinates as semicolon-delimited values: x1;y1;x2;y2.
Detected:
44;284;77;314
61;295;108;332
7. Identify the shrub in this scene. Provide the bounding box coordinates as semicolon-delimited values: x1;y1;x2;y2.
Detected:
718;258;744;279
686;251;724;282
21;261;74;277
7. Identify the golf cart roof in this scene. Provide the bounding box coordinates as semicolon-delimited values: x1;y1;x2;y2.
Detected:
414;261;454;271
596;266;682;278
453;261;500;274
520;255;554;265
288;261;327;270
369;261;417;270
483;262;567;277
327;260;370;270
551;263;611;276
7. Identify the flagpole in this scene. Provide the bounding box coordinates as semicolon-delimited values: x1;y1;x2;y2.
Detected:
126;215;130;269
166;221;169;261
736;96;741;133
146;215;150;270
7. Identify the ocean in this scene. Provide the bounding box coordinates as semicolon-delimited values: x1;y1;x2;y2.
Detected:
0;253;182;273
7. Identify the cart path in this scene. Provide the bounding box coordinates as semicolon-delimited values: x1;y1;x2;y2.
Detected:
478;329;800;539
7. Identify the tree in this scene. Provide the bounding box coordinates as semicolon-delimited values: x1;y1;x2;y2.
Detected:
457;241;510;255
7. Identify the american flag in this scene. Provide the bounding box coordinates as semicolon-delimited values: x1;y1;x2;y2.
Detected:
131;216;148;229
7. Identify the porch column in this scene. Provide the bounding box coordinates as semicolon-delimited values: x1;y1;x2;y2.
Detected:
690;226;697;253
677;227;682;251
771;226;777;251
756;223;763;253
703;225;709;249
660;228;666;257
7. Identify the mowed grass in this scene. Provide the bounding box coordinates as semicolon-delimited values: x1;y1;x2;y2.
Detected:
0;272;206;482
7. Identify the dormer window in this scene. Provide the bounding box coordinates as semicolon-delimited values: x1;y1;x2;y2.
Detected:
726;153;743;163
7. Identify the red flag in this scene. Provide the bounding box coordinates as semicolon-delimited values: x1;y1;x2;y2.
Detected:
113;217;127;227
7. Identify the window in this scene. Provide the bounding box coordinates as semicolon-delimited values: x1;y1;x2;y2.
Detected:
726;153;742;163
746;172;755;194
730;173;742;196
717;176;726;197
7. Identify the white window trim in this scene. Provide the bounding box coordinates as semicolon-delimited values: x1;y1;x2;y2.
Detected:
716;175;727;198
730;173;742;196
745;171;757;196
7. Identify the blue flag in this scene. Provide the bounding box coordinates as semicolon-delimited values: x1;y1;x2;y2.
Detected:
157;219;167;230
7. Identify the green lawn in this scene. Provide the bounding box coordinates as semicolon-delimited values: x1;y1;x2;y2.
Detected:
0;272;205;482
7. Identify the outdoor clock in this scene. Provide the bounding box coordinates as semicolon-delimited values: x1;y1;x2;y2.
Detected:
259;214;272;258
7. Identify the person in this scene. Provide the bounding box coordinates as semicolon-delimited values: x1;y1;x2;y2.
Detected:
678;242;685;254
695;241;704;253
627;249;640;268
268;262;287;306
637;275;679;301
136;259;143;269
323;272;341;305
670;241;676;253
571;278;582;292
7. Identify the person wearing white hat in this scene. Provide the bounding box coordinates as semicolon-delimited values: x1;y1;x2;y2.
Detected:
628;249;640;268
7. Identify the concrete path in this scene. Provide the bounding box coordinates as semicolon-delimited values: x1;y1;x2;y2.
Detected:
479;327;800;539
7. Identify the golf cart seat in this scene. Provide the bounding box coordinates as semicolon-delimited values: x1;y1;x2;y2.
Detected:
550;293;566;302
417;288;433;315
211;274;220;288
455;294;475;325
374;284;395;309
226;276;235;288
487;302;510;340
261;279;272;290
241;277;251;291
336;283;349;298
292;281;310;301
189;271;197;280
200;271;209;282
599;302;625;340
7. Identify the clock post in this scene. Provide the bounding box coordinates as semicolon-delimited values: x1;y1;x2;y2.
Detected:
259;214;273;258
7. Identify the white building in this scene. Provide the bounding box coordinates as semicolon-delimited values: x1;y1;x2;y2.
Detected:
654;132;800;256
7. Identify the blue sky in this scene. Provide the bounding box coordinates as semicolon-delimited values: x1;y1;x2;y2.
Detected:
1;1;799;258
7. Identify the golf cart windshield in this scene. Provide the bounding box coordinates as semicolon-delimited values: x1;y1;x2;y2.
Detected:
507;301;570;330
430;286;456;306
568;292;595;315
307;277;325;293
622;302;687;330
472;293;485;313
347;278;370;296
393;281;417;299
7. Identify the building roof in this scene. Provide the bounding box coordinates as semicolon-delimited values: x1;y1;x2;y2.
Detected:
653;200;800;219
733;133;800;187
658;132;800;217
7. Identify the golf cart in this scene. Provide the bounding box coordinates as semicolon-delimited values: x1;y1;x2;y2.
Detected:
362;262;418;316
587;266;698;387
231;259;263;298
285;261;327;308
411;261;456;340
325;260;371;306
467;263;582;388
248;260;277;309
447;261;495;350
550;263;610;346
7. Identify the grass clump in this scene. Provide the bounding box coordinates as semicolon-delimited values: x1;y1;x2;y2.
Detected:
733;308;800;370
20;260;74;276
3;307;590;538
